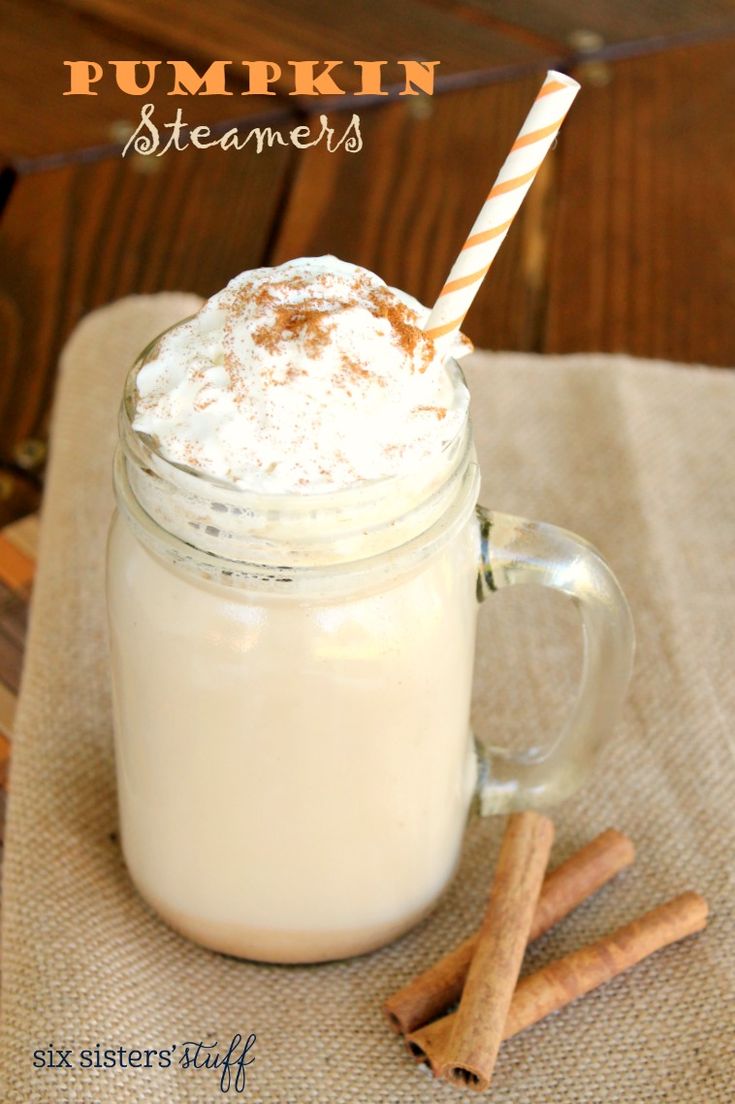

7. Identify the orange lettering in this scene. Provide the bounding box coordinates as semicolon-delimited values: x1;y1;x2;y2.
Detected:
354;60;388;96
288;61;346;96
63;61;103;95
111;61;160;95
241;61;281;95
168;60;233;95
399;60;440;95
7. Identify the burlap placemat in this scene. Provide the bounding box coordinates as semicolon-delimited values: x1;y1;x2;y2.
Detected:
1;295;733;1103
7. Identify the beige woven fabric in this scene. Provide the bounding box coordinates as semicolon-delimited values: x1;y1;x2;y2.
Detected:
1;295;733;1103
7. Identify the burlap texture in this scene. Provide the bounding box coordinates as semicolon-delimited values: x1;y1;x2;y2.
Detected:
1;295;733;1103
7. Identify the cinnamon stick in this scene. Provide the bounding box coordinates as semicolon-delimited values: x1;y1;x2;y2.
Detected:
384;828;634;1034
407;892;708;1079
439;811;555;1091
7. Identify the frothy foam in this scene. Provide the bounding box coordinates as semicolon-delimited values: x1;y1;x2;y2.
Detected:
132;256;471;493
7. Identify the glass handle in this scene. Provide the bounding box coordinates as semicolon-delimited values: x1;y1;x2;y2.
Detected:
474;506;635;815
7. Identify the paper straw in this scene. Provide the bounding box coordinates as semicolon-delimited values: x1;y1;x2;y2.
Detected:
424;70;580;345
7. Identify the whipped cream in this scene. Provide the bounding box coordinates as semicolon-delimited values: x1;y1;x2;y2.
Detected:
133;256;470;493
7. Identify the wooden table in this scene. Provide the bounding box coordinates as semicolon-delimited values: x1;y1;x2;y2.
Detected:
1;1;735;801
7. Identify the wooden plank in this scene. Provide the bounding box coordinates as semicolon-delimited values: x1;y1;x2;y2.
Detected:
0;470;41;532
440;0;735;49
1;514;40;562
0;685;14;744
0;536;35;593
0;0;290;163
271;75;559;353
0;626;24;696
0;574;23;794
0;140;294;466
543;39;735;366
0;518;35;787
0;581;29;649
60;0;549;99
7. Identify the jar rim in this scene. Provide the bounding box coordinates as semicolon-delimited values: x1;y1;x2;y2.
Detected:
113;445;480;593
115;321;478;579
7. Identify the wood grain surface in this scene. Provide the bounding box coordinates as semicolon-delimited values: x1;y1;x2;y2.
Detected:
1;2;734;778
0;471;40;533
0;515;37;840
59;0;549;99
544;39;735;366
443;0;735;48
272;35;735;365
3;2;733;485
0;0;291;163
272;75;558;353
0;515;36;750
0;141;294;470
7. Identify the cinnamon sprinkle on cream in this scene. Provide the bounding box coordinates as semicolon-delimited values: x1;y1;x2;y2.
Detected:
132;256;471;492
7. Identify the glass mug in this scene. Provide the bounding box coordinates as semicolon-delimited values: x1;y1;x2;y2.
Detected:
107;332;634;964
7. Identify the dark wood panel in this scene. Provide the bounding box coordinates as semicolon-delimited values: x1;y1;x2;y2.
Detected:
0;472;41;532
0;625;23;695
58;0;549;99
440;0;735;48
0;515;38;782
0;142;293;462
271;75;560;353
544;39;735;366
0;580;28;648
0;0;290;162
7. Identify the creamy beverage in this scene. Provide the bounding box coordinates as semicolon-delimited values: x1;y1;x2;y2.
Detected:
107;72;633;966
108;256;633;964
108;258;482;961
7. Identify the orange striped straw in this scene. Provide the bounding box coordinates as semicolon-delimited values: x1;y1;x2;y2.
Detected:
424;70;580;345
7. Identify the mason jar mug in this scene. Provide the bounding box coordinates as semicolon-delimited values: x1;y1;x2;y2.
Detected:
107;336;634;964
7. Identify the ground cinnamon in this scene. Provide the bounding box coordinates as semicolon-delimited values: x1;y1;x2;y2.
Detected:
438;811;554;1091
384;828;635;1035
407;892;708;1079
